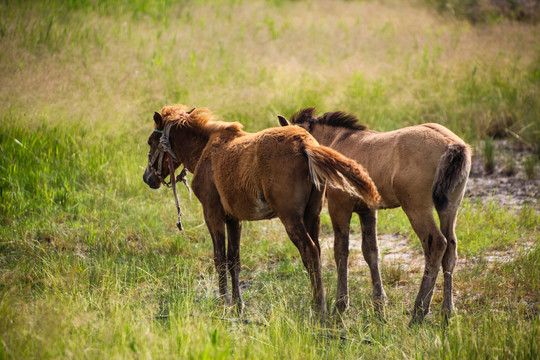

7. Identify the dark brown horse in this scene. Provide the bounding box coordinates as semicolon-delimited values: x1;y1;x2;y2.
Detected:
143;105;380;315
278;108;471;323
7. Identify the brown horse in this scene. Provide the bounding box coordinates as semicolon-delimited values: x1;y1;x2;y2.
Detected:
143;105;380;316
278;108;471;324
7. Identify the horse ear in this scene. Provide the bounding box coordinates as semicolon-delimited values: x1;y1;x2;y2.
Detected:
153;112;163;128
277;115;290;127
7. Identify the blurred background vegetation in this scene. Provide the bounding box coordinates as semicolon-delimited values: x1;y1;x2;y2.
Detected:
1;1;538;358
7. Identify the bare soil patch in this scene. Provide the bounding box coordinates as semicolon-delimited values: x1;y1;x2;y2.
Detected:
466;140;539;208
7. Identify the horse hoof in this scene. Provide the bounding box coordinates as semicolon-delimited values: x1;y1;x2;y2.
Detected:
334;299;349;314
408;311;425;327
373;299;386;315
235;301;245;315
408;317;422;327
442;309;453;326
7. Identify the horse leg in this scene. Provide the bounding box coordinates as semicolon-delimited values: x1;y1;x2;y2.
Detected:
438;184;467;322
327;194;353;313
303;187;324;256
281;216;326;317
359;210;387;316
226;218;244;314
204;214;230;304
404;207;447;324
438;209;457;322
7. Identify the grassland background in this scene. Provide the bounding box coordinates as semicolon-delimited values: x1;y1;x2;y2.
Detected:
1;0;539;358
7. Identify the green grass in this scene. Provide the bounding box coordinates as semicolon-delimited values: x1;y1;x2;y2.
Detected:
1;0;539;358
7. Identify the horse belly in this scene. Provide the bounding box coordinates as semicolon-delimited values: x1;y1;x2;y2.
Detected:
248;198;275;220
221;192;275;221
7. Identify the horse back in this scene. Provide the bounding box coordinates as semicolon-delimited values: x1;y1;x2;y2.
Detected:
203;127;316;220
324;123;468;209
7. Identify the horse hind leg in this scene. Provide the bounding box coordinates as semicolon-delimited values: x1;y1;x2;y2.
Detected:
359;210;387;316
303;186;324;254
280;215;326;317
438;182;467;322
403;207;448;324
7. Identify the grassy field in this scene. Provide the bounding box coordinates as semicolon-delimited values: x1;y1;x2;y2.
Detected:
1;0;539;358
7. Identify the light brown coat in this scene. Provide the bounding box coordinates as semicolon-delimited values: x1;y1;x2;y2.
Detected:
279;108;471;324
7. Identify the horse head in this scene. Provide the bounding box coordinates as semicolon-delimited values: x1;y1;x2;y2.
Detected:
143;112;169;189
277;107;317;132
143;107;195;189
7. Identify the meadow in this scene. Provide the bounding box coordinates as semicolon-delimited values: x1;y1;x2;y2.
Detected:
1;0;539;358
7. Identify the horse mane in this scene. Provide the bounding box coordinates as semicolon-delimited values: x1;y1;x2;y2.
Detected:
290;107;368;131
290;107;317;124
318;111;368;130
160;105;243;136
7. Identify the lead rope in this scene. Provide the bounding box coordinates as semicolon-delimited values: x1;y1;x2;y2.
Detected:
166;152;184;231
160;122;191;232
178;167;192;200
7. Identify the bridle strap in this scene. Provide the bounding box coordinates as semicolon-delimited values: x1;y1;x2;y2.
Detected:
148;123;191;232
148;123;177;187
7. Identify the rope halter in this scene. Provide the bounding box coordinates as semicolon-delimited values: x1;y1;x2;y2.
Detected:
147;122;178;187
147;122;192;231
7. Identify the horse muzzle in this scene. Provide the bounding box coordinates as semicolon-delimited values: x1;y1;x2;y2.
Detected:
143;167;161;189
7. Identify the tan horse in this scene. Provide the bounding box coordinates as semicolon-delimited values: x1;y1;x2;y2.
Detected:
278;108;471;324
143;105;380;316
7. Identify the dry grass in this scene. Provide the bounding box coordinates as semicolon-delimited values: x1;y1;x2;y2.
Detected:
2;1;539;135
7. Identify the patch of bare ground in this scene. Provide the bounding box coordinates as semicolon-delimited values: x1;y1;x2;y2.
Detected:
321;232;534;275
321;233;424;273
466;140;539;209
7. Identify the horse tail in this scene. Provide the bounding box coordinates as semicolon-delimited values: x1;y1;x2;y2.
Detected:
304;144;381;208
432;143;472;212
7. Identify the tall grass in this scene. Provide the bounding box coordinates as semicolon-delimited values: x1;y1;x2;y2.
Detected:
1;0;539;358
2;0;539;139
482;137;495;174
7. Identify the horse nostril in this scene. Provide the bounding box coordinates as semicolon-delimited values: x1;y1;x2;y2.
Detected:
143;170;161;189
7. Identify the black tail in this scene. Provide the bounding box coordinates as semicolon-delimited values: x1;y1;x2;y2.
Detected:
432;144;471;212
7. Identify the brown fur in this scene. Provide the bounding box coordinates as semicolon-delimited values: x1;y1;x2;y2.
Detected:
143;105;380;316
304;145;379;207
280;108;471;324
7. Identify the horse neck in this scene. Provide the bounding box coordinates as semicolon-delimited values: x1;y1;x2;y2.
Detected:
309;124;358;146
169;127;209;173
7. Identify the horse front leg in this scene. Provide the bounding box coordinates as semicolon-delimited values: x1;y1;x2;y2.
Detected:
205;214;230;305
226;218;244;314
359;210;387;316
